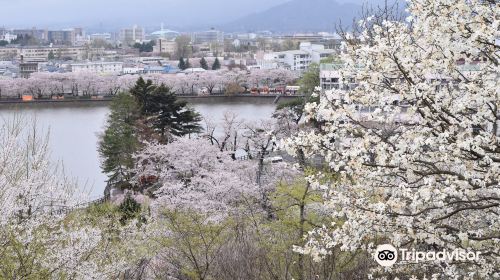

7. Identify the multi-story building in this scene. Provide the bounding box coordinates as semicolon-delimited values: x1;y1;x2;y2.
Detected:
73;28;84;38
19;62;39;78
90;33;112;42
119;25;144;45
0;61;16;76
0;32;17;43
11;28;47;42
262;50;312;71
128;56;169;65
299;42;336;63
278;33;325;43
48;30;76;45
70;61;123;74
192;29;224;44
259;41;336;71
122;66;144;75
14;46;105;62
232;38;259;49
153;39;177;55
0;48;19;60
320;63;359;91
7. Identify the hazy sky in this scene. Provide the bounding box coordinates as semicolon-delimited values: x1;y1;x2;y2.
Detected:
0;0;374;30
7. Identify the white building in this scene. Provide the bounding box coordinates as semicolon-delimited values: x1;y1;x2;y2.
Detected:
320;63;359;91
262;50;311;71
181;68;207;74
128;56;168;65
299;42;336;63
122;67;144;75
259;41;336;72
150;27;180;40
0;33;17;43
71;61;123;74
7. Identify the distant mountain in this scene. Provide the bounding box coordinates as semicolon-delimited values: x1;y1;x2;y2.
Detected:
222;0;362;33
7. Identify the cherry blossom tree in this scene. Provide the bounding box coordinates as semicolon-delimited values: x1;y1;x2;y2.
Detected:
133;138;260;219
0;116;145;278
0;69;299;98
286;1;499;278
203;111;243;156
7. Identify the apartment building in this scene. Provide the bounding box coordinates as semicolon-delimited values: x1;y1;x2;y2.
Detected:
16;47;105;62
19;62;39;78
48;30;76;45
320;63;359;91
153;39;177;55
192;29;224;44
119;25;144;45
11;28;47;41
128;56;169;65
0;32;17;43
90;33;112;42
259;42;335;71
319;62;483;103
299;42;336;63
0;48;19;60
70;61;123;74
262;50;311;71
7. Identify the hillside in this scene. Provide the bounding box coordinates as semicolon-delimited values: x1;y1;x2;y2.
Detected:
222;0;362;32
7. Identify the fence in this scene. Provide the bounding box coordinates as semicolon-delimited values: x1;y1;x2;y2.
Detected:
30;194;110;217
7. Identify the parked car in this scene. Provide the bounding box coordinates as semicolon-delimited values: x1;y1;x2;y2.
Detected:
264;156;283;164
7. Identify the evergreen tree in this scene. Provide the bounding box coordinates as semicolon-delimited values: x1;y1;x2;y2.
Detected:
99;78;202;191
178;57;186;70
98;92;140;187
200;57;209;70
118;194;142;225
48;50;55;60
211;57;221;70
147;84;202;139
130;77;155;114
130;78;202;140
133;41;155;52
185;58;192;69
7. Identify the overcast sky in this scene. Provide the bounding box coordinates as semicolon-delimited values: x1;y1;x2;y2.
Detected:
0;0;376;30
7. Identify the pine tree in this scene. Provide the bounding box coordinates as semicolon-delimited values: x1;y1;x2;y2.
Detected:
200;57;209;70
185;58;192;69
148;85;202;139
130;77;155;114
98;92;140;187
48;50;55;60
178;57;186;70
212;57;221;70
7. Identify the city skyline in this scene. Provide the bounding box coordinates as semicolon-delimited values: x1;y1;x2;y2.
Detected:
0;0;382;30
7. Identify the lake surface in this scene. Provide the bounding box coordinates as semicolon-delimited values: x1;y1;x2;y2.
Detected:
0;101;277;198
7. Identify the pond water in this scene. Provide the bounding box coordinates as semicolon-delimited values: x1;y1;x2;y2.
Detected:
0;101;277;198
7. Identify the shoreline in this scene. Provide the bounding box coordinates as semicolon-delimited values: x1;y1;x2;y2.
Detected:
0;94;303;107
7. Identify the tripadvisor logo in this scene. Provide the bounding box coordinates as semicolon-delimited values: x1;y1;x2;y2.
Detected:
374;244;398;267
374;244;481;267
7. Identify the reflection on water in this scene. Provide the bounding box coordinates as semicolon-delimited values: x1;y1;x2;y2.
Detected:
0;101;276;197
